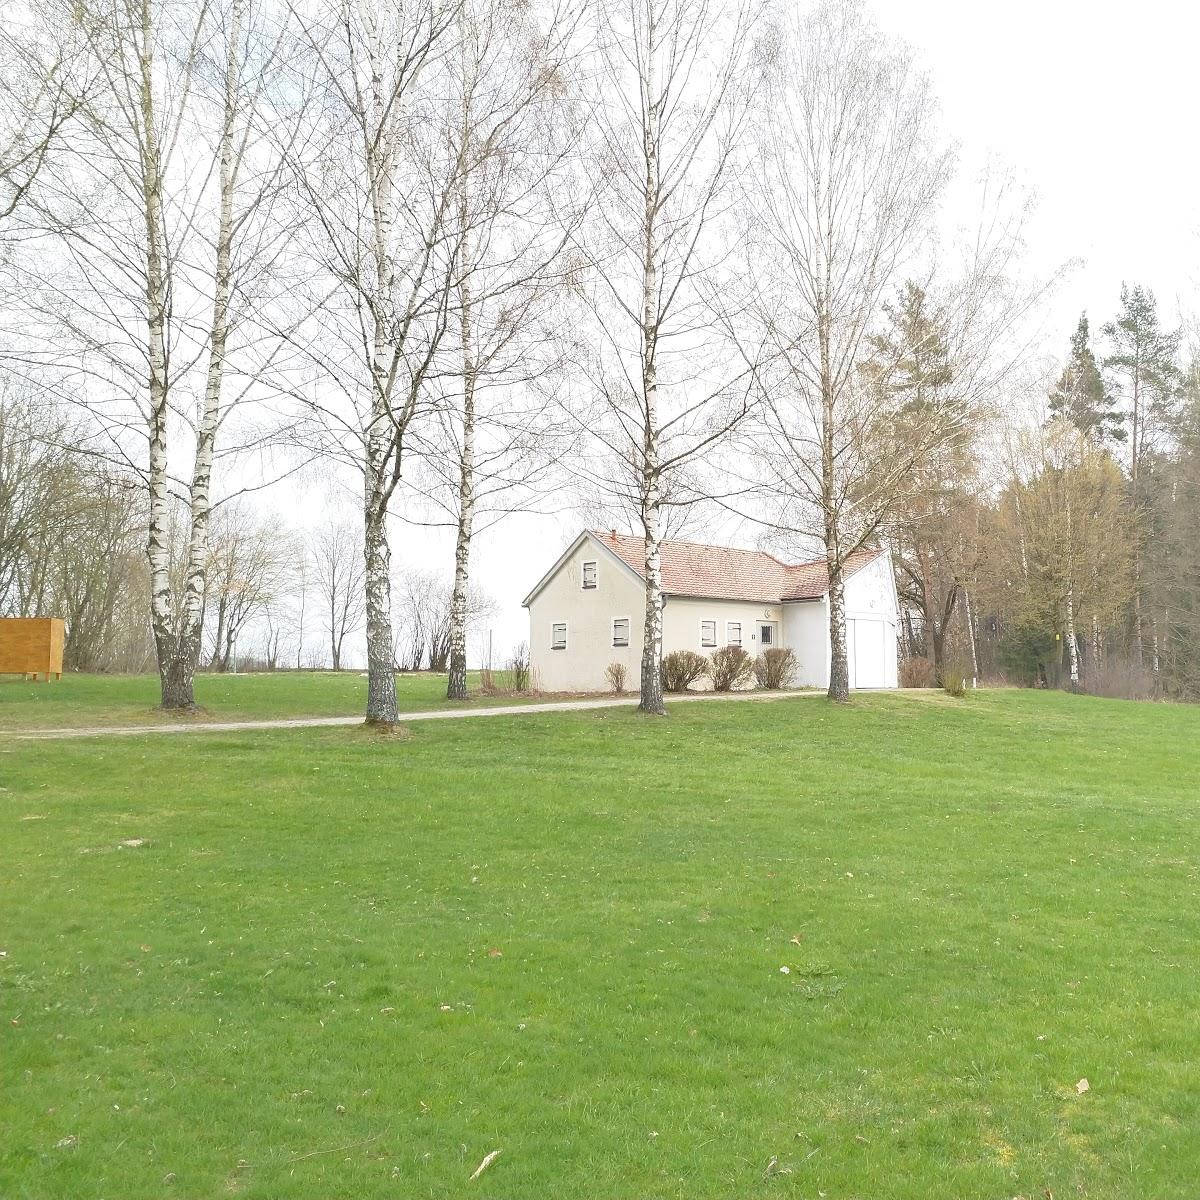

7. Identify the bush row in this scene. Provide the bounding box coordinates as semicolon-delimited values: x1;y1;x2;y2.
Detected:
606;646;798;694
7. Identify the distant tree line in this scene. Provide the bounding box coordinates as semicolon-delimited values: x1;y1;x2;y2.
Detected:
889;284;1200;701
0;395;493;674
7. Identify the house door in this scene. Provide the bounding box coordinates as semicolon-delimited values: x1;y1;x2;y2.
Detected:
758;621;777;650
849;618;887;688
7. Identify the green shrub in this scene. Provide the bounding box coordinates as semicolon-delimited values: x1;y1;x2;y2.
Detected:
754;647;797;689
709;645;755;692
941;652;972;698
660;650;708;693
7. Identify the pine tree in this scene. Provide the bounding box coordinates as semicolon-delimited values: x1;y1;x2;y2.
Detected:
1048;315;1122;444
1102;284;1182;490
1101;284;1183;664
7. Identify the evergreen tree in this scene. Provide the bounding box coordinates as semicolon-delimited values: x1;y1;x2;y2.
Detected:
1048;314;1122;444
1101;284;1183;664
1101;284;1182;489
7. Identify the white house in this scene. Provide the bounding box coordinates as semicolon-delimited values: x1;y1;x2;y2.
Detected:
523;529;899;692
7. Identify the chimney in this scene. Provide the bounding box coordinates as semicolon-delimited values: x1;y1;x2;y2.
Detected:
610;528;617;540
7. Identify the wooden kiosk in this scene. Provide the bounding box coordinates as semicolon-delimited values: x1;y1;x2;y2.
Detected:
0;618;65;681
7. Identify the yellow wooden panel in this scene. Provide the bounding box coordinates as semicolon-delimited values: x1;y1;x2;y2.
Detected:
0;618;66;678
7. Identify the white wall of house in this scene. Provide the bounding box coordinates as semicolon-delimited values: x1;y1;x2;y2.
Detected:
527;537;644;692
659;597;783;690
782;599;829;687
843;552;899;689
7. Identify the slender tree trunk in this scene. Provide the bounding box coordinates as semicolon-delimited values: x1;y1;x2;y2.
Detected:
920;558;938;671
637;28;665;717
819;293;849;702
1131;364;1144;666
177;0;241;702
447;177;476;701
209;599;228;670
827;559;850;701
136;0;193;710
363;460;398;722
1133;583;1145;667
639;485;665;714
1065;585;1080;691
963;586;979;687
360;18;400;727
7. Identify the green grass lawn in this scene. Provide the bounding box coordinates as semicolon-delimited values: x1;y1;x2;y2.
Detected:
0;669;539;731
2;688;1198;1198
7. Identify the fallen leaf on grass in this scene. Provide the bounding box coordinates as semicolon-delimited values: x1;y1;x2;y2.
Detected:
469;1149;502;1181
54;1135;78;1150
1075;1078;1089;1094
119;838;148;849
487;947;502;958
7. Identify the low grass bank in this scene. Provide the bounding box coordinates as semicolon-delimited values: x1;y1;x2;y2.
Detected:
2;689;1198;1197
0;669;540;731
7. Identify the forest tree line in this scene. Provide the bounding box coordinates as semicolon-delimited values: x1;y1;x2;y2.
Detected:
887;286;1200;701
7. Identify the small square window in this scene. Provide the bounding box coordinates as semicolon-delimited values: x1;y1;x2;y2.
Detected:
551;622;567;650
727;621;742;646
612;617;630;647
700;620;717;648
581;560;597;589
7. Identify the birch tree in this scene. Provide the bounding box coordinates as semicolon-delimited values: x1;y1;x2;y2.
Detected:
285;0;463;724
747;0;954;701
575;0;760;715
422;0;583;701
6;0;295;708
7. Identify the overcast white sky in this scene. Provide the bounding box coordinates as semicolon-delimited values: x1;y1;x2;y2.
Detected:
284;0;1200;667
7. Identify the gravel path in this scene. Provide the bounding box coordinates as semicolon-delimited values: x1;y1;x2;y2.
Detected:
15;689;820;740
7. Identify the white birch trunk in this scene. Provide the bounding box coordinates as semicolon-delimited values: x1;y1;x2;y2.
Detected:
963;585;979;688
639;480;665;714
819;292;849;702
136;0;191;709
826;552;850;700
360;6;400;725
363;469;397;722
177;0;242;701
446;282;476;700
447;55;476;703
1065;585;1080;691
637;25;666;717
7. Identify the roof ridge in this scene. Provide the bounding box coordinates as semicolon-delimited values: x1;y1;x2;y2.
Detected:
590;528;785;560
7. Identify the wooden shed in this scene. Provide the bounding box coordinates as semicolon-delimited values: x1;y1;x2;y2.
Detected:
0;618;65;681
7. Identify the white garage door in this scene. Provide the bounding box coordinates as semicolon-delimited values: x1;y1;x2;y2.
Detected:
849;618;887;689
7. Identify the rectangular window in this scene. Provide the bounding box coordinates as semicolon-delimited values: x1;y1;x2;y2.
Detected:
612;617;630;647
551;622;567;650
581;560;597;589
760;624;773;647
727;621;742;647
700;619;717;648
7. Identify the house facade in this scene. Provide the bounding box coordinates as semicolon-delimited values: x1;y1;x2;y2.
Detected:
524;530;899;693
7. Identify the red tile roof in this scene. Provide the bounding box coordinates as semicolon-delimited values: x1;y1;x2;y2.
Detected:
590;530;884;603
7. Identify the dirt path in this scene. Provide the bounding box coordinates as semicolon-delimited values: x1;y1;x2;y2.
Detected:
15;689;821;740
